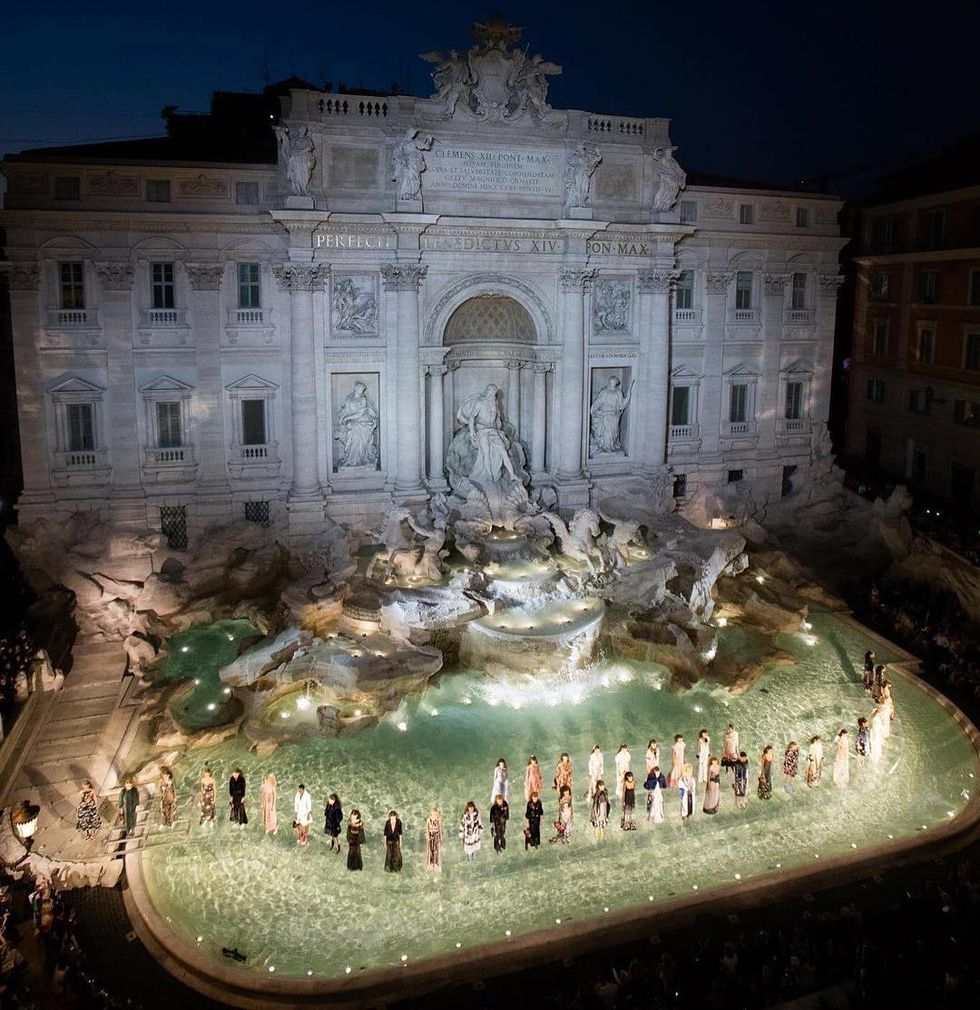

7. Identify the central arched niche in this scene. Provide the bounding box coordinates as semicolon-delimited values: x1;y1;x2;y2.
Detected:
443;294;536;344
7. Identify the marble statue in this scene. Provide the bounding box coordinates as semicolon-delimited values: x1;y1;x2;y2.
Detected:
406;511;449;581
419;49;471;116
334;381;379;469
273;124;316;197
564;143;602;209
461;384;516;485
652;146;687;212
589;376;633;455
391;128;433;202
597;512;646;568
543;508;605;574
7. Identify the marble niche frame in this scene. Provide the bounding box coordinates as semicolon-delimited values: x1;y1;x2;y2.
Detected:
586;358;636;472
328;368;384;486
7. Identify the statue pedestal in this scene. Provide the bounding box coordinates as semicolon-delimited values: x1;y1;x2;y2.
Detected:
395;198;423;213
553;474;593;512
285;195;315;210
567;206;594;220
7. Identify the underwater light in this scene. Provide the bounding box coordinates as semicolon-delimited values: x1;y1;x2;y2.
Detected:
296;696;311;712
345;965;352;974
756;575;765;584
462;698;472;705
693;705;702;713
206;703;216;711
692;884;698;891
734;873;741;880
603;906;609;912
196;936;203;943
227;634;234;641
354;709;362;717
193;678;200;685
307;970;314;976
430;709;439;717
280;712;290;719
397;721;408;732
716;616;728;627
223;687;231;695
400;954;408;962
181;646;189;653
555;918;561;925
505;930;511;937
268;966;276;973
455;943;462;949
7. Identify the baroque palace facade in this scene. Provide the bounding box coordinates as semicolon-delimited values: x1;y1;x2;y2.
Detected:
1;19;844;547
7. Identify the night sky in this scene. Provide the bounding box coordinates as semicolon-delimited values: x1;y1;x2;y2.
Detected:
2;0;978;195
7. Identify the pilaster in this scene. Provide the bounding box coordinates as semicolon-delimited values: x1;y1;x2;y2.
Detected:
635;268;676;474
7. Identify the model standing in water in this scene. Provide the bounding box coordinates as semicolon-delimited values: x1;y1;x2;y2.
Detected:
524;755;543;802
620;771;637;830
346;809;365;870
758;745;774;800
260;773;278;837
199;767;216;827
733;751;749;809
383;810;403;872
551;785;573;843
696;730;711;784
806;736;824;787
678;764;695;820
590;779;610;840
159;768;177;828
782;742;800;794
863;650;876;691
587;745;604;802
323;792;343;852
614;744;631;807
703;757;721;814
553;753;573;795
525;791;544;849
425;807;443;870
489;793;509;853
721;724;739;774
293;783;312;846
855;717;869;767
833;728;850;787
460;801;483;861
644;766;667;824
490;759;510;805
228;768;247;826
645;738;660;776
668;734;685;787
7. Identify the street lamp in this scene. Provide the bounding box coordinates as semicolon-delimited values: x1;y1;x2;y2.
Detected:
8;800;41;866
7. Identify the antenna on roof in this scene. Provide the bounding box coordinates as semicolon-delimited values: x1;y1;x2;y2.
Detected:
262;40;270;87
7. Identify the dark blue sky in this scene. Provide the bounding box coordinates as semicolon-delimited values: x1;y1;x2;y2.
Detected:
3;0;978;193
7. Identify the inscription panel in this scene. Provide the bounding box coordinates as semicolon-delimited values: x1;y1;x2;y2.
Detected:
425;145;562;197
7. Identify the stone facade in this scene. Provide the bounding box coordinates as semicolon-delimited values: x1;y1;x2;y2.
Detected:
0;21;844;546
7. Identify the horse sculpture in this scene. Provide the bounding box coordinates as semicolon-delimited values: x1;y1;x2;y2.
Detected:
542;508;605;574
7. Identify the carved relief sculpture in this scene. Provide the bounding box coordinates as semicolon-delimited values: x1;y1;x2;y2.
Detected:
274;124;316;197
332;274;378;336
589;376;633;455
652;147;687;212
592;280;631;333
334;380;379;469
563;143;602;209
391;128;433;202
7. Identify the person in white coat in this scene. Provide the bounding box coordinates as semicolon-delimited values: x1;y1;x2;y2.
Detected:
586;745;604;802
696;730;710;784
614;744;631;806
293;783;313;846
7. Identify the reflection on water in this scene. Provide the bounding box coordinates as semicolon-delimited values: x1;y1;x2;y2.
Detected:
142;611;978;979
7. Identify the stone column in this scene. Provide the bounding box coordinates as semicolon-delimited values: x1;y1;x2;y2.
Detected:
184;262;228;494
699;271;733;459
426;363;448;490
506;358;522;435
557;267;594;481
761;272;790;454
530;363;550;475
381;263;427;495
815;273;844;426
635;269;676;474
273;262;326;500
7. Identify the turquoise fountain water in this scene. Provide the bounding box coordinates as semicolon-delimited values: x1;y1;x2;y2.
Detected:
140;611;978;979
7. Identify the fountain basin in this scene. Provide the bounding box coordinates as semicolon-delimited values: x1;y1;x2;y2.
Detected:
469;596;604;642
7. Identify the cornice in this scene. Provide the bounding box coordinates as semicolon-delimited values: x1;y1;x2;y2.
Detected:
0;210;284;236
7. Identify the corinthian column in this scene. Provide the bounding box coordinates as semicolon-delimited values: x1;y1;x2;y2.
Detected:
557;267;594;480
506;358;523;435
381;263;427;494
635;268;677;473
274;261;326;500
530;363;551;475
426;363;448;490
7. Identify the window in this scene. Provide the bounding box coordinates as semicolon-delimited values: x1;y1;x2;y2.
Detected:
675;270;694;310
781;464;797;498
919;271;938;304
969;271;980;307
673;474;687;498
59;262;85;309
238;263;261;308
908;389;930;414
916;326;935;364
871;216;895;250
964;333;980;370
735;272;753;310
796;207;810;228
727;469;744;483
867;378;886;403
236;181;260;205
739;204;754;225
729;383;748;423
671;386;690;426
954;400;979;427
160;505;188;551
791;273;807;310
925;209;944;249
150;262;175;310
145;179;171;203
679;200;697;224
244;501;271;526
869;271;889;301
784;381;804;420
66;403;95;451
873;319;890;356
241;399;266;445
54;176;80;200
155;401;182;448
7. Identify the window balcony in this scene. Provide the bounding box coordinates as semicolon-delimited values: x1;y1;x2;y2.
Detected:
141;308;187;327
777;417;808;434
724;421;752;436
787;309;812;323
674;308;697;323
56;448;108;469
227;442;281;479
52;448;111;485
669;424;697;440
144;444;195;466
230;307;266;326
48;308;99;328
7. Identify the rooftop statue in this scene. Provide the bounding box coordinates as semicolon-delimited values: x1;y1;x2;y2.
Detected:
273;123;316;198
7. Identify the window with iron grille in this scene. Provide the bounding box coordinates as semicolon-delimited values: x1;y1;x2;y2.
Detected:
673;474;687;498
727;469;744;483
782;464;797;498
954;400;978;427
244;500;271;527
238;263;261;308
739;204;754;225
679;200;697;224
145;179;171;203
160;505;187;550
795;207;809;228
236;181;260;205
150;262;175;309
869;271;889;301
54;176;80;200
59;262;85;309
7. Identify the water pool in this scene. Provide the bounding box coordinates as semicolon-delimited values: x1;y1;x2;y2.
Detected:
139;611;979;982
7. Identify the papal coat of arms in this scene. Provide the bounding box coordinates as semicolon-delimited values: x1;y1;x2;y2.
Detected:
420;16;564;125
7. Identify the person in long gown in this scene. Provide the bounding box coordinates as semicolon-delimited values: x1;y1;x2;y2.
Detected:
229;768;247;827
855;717;869;767
159;768;177;828
644;767;667;824
620;771;637;830
872;664;887;702
490;758;510;806
782;742;800;794
76;780;102;839
199;767;216;827
806;736;824;787
260;774;278;836
863;650;876;691
668;734;685;787
758;745;774;800
645;739;660;776
489;793;510;853
550;785;573;843
383;810;403;871
833;729;850;787
525;791;544;849
293;783;312;846
721;724;739;774
425;807;443;870
733;751;749;809
553;753;573;795
696;730;710;784
590;780;610;840
324;792;343;851
614;745;631;807
879;681;894;738
678;764;695;819
460;801;483;861
118;778;140;837
703;758;721;814
868;708;885;765
347;809;365;870
587;745;604;802
524;755;543;802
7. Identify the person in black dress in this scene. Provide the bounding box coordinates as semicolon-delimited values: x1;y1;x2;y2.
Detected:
324;793;343;853
862;650;876;691
383;810;403;871
489;794;509;852
347;810;365;870
229;769;247;826
525;790;543;849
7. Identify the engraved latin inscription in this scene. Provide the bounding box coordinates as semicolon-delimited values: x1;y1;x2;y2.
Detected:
425;145;562;197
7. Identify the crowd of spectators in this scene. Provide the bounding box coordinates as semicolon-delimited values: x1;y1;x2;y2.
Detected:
0;626;34;732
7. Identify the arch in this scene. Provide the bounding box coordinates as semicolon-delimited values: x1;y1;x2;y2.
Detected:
727;248;765;269
130;236;189;262
424;274;554;345
218;236;282;260
444;295;536;344
38;235;98;255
